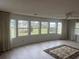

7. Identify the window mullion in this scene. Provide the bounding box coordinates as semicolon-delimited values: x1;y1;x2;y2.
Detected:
39;21;41;35
16;20;18;37
28;21;31;35
48;22;50;34
56;21;58;34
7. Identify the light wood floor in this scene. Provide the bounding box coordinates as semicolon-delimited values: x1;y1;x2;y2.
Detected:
0;40;79;59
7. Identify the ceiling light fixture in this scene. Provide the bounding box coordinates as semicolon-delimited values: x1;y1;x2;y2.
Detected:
34;13;38;15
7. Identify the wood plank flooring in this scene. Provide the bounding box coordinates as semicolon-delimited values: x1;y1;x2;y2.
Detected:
0;40;79;59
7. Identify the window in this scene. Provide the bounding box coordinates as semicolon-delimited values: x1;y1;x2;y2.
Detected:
10;18;63;39
10;19;16;39
75;22;79;35
57;22;62;34
18;20;29;36
31;21;40;35
41;22;48;34
49;22;56;33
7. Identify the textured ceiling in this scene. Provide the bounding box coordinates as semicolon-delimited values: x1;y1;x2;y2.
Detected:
0;0;79;19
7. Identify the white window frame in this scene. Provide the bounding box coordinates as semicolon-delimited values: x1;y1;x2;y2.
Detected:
57;22;62;35
10;19;63;39
30;21;40;35
75;22;79;35
17;20;29;36
49;22;57;34
41;22;49;34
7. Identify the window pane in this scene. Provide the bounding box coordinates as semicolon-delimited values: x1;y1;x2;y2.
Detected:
18;20;28;28
75;23;79;35
49;22;56;33
75;29;79;35
31;21;39;35
18;20;29;36
75;23;79;28
57;22;62;34
41;22;48;34
10;19;16;39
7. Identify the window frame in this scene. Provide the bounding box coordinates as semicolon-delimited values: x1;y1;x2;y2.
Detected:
10;19;63;39
17;20;29;36
41;22;49;34
10;19;17;39
57;22;62;35
49;22;57;34
30;21;40;35
75;22;79;35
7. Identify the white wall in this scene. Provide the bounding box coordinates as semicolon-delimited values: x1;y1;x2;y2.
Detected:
11;34;62;48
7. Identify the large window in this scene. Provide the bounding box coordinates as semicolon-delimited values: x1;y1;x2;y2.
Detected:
10;19;16;39
75;22;79;35
18;20;29;36
49;22;56;33
57;22;62;34
41;22;48;34
10;19;63;39
31;21;40;35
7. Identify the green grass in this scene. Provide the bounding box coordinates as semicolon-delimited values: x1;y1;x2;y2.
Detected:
10;28;63;39
10;28;49;38
31;29;39;35
41;28;48;34
31;28;48;35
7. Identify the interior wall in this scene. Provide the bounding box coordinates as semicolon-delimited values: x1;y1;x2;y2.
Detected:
10;14;67;48
67;19;79;41
11;34;62;48
0;12;68;50
1;11;79;51
62;20;67;40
